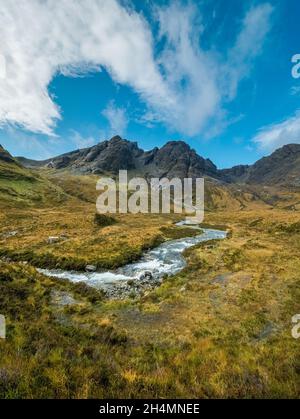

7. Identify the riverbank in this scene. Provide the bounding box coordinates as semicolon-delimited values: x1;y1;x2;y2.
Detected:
39;228;227;299
0;203;205;271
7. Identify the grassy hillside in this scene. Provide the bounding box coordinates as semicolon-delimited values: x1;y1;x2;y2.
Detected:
0;159;67;208
0;162;299;398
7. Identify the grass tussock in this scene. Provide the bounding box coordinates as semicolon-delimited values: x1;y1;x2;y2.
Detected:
94;213;117;227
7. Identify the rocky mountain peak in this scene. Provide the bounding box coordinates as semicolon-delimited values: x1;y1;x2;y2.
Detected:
15;137;300;187
20;136;218;179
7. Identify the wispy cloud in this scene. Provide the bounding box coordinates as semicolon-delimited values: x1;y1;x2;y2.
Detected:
1;126;104;160
154;2;219;136
223;3;273;100
252;111;300;152
102;101;128;136
69;130;100;150
1;127;58;160
0;0;273;138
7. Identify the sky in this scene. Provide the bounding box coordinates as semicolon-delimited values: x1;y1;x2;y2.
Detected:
0;0;299;169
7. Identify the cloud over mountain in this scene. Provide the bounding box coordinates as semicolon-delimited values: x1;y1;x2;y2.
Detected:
253;111;300;152
0;0;273;137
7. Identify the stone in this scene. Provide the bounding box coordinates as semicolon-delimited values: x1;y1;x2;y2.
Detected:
2;230;18;239
85;265;97;272
47;236;60;244
139;271;153;281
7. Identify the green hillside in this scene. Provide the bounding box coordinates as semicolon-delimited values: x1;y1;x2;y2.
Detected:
0;146;66;207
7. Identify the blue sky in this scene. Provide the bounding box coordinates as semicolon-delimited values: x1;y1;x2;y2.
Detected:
0;0;299;168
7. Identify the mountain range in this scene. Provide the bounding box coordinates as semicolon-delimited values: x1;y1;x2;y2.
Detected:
16;136;300;187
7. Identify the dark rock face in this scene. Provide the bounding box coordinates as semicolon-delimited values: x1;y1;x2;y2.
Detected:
148;141;217;179
247;144;300;186
21;136;218;179
81;136;144;173
45;136;144;174
219;165;250;183
219;144;300;186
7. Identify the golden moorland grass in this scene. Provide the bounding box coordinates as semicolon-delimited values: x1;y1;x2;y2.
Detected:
0;171;299;398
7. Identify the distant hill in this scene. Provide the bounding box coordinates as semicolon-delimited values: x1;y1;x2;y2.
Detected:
16;156;51;168
219;165;250;184
219;144;300;187
247;144;300;186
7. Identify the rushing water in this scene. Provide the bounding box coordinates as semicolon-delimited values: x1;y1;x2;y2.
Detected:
39;225;227;293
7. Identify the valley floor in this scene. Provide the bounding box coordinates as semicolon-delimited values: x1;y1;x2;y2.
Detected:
0;176;299;398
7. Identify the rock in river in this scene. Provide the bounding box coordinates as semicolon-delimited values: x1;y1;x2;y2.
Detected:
85;265;97;272
139;271;153;282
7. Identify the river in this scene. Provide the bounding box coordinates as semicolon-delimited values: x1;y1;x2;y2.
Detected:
39;224;227;298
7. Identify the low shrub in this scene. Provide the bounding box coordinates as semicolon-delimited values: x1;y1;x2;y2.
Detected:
94;213;117;227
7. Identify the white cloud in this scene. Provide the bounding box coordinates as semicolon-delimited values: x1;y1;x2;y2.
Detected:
0;0;169;135
155;2;220;136
253;111;300;152
0;0;273;138
137;2;272;137
224;3;273;100
0;54;6;79
102;102;128;136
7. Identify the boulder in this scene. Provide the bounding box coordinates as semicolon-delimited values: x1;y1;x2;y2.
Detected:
85;265;97;272
139;271;153;282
